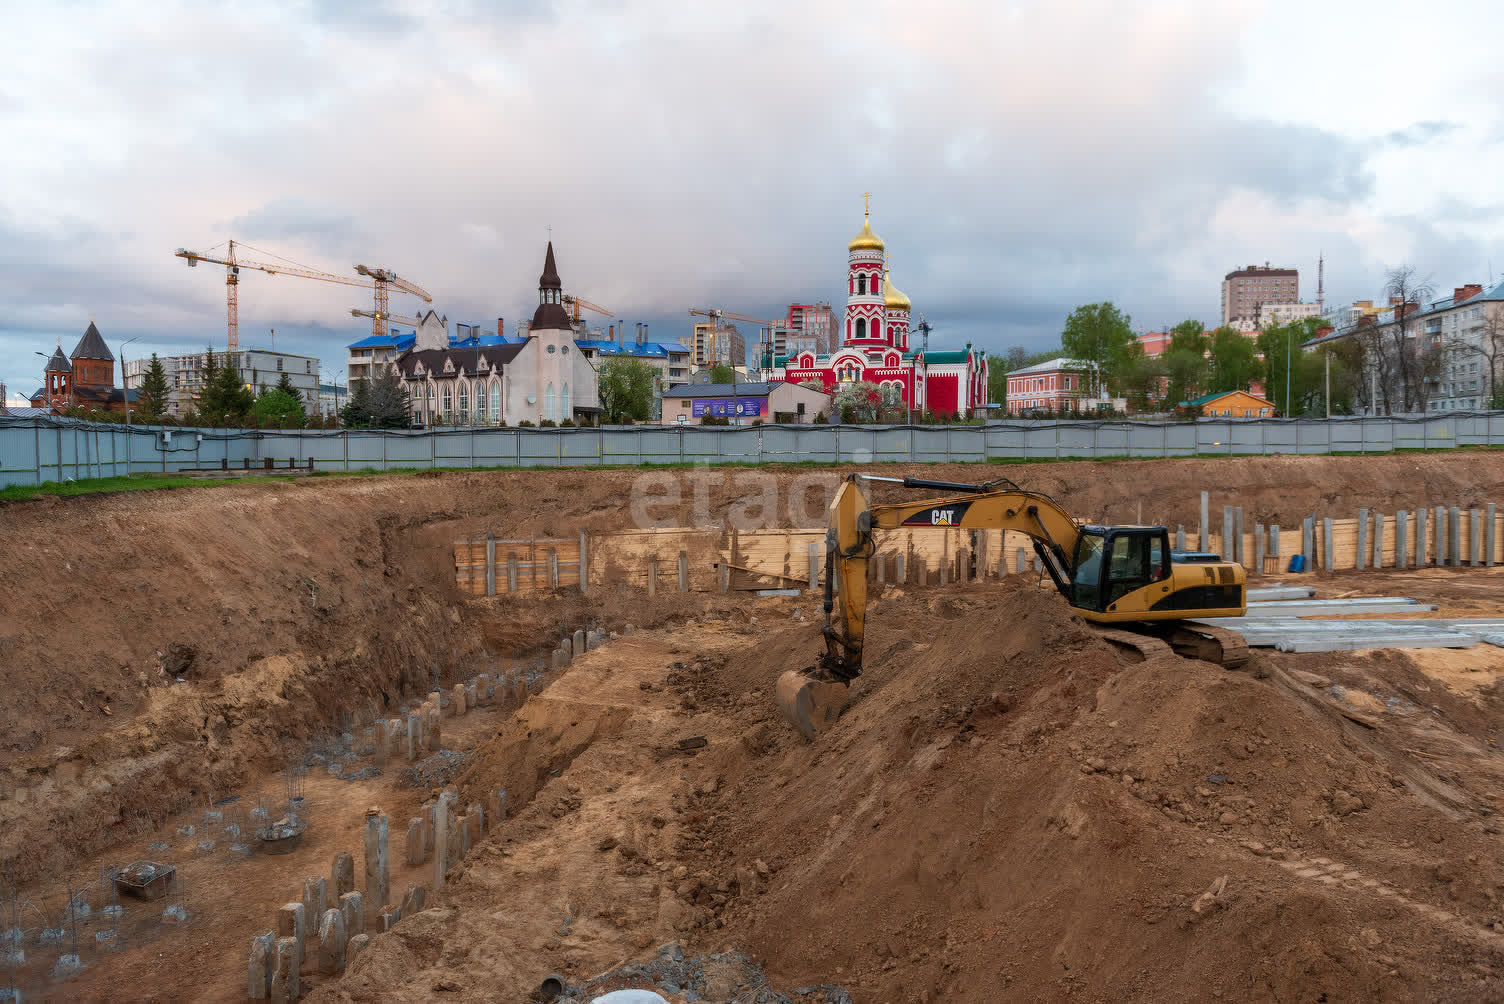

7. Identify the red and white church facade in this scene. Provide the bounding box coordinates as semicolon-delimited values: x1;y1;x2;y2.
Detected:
767;204;988;417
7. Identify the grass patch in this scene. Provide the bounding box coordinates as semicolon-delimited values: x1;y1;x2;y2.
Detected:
0;473;294;502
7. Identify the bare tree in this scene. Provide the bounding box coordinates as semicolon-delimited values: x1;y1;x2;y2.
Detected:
1463;307;1504;408
1383;265;1436;411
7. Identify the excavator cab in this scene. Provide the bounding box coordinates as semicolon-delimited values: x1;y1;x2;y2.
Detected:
1069;526;1172;613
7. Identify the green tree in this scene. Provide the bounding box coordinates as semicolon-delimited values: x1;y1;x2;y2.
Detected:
341;368;412;428
137;353;170;422
340;378;371;427
1206;326;1259;393
254;387;306;428
598;357;657;423
1258;318;1322;415
1160;320;1209;406
1060;303;1134;397
988;361;1008;409
199;350;252;425
708;363;736;384
1113;342;1166;412
274;371;306;409
833;381;900;424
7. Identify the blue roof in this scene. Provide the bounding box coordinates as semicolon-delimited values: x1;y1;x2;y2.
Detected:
347;333;415;350
451;334;526;347
577;340;690;359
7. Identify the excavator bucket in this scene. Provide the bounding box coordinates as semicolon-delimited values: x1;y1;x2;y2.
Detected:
775;669;851;741
776;478;872;739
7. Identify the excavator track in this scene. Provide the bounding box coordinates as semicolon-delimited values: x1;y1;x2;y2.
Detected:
1167;624;1250;670
1092;623;1250;670
1092;627;1174;662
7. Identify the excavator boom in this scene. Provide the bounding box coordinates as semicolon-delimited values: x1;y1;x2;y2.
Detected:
776;474;1247;739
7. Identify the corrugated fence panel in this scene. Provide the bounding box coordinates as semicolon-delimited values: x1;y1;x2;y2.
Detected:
9;413;1504;486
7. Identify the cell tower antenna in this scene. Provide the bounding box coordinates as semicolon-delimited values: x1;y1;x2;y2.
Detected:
1317;252;1325;313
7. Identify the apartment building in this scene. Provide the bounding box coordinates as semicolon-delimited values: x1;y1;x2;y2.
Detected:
125;347;320;417
1221;264;1299;327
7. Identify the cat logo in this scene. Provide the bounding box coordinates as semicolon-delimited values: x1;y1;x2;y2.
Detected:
902;501;973;527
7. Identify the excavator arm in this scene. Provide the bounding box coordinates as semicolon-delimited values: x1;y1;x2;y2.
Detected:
779;474;1085;738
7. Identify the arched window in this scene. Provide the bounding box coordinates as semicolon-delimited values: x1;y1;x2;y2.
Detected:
458;381;469;422
476;380;487;421
441;386;452;420
858;275;867;295
490;383;501;422
545;383;555;422
855;318;866;340
562;382;570;419
873;274;881;295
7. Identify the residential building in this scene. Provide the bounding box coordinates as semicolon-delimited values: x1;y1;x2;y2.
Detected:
767;203;988;417
661;381;831;425
1304;280;1504;413
395;242;601;426
125;347;319;417
1186;389;1276;418
1257;302;1322;328
1004;358;1090;414
691;322;747;369
317;383;348;418
574;331;691;419
29;322;139;413
785;302;838;354
346;331;415;384
1221;264;1299;328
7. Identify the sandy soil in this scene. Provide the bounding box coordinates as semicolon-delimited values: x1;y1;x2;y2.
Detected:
5;453;1504;1001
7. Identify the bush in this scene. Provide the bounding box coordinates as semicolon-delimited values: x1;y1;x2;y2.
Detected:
813;411;829;424
559;418;575;427
539;418;557;427
751;419;764;426
518;419;536;427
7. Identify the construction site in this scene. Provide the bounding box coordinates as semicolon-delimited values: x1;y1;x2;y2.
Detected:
2;450;1504;1002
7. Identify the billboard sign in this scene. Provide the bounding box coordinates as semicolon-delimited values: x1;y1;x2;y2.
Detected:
690;397;766;418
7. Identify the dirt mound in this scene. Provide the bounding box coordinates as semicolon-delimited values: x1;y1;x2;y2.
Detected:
675;584;1504;1001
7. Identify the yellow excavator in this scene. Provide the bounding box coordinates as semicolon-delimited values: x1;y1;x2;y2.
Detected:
776;474;1249;739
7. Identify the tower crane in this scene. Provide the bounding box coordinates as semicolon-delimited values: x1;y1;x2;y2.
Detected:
688;308;779;368
355;265;432;340
350;308;421;329
175;240;435;351
176;239;373;353
563;294;615;323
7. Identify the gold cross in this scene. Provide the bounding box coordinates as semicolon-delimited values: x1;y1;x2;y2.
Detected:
862;191;872;216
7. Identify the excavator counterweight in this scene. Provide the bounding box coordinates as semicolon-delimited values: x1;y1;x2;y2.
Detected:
775;474;1248;739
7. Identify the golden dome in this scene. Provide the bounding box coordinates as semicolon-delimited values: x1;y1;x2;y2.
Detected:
884;270;911;311
848;210;885;252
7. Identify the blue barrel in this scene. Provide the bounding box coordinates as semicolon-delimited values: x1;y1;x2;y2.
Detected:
1286;554;1306;573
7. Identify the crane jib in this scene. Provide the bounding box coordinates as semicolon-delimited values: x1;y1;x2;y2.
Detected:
900;501;974;527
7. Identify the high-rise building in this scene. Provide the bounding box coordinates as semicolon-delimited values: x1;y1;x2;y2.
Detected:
690;322;746;369
1221;264;1299;328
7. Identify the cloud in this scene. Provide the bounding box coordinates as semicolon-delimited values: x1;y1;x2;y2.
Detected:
1;0;1501;396
1383;120;1461;148
225;199;365;254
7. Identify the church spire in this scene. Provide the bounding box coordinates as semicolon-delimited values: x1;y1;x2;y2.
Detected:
531;241;572;331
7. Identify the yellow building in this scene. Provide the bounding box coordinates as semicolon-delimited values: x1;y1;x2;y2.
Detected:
1186;389;1276;418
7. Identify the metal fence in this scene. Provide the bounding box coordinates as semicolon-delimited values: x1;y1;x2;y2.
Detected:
4;412;1504;489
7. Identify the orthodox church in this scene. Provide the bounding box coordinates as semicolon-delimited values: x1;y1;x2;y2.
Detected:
771;202;988;417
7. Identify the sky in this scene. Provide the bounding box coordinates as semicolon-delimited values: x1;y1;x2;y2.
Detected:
4;0;1503;401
